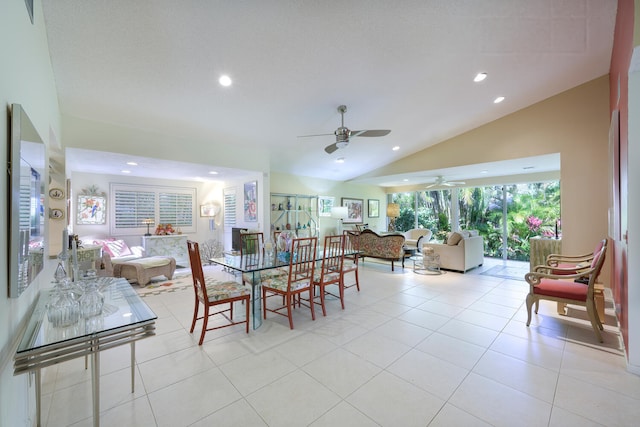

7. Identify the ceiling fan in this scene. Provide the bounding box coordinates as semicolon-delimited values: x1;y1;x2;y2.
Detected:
298;105;391;154
425;176;466;188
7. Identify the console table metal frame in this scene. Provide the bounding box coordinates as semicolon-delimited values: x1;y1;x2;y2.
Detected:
14;278;156;427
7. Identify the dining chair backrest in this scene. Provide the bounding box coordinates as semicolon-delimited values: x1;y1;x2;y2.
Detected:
287;237;317;290
240;232;264;256
187;240;207;301
319;234;345;280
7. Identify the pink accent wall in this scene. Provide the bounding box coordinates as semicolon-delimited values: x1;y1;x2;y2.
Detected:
608;0;634;355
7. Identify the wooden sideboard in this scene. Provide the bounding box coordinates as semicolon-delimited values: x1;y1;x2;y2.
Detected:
141;235;189;266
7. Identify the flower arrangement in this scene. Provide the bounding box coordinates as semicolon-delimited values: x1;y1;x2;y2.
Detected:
154;223;175;235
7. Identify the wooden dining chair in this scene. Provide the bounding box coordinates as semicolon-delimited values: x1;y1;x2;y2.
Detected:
187;240;250;344
311;234;345;316
525;243;607;342
342;230;360;292
240;232;287;287
261;237;317;329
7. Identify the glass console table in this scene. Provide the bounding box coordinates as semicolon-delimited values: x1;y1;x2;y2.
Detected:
410;253;441;275
14;278;157;427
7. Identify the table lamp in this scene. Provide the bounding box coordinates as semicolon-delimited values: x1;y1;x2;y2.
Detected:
387;203;400;232
331;206;349;235
142;218;154;236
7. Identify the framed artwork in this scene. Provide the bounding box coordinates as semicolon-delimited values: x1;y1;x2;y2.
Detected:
341;197;363;224
368;199;380;218
200;204;216;217
318;196;335;217
244;181;258;222
77;195;106;225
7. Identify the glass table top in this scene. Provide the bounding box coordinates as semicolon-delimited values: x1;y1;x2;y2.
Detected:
17;277;157;354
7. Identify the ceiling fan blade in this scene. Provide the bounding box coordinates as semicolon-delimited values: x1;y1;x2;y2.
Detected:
351;129;391;137
324;143;339;154
298;133;334;138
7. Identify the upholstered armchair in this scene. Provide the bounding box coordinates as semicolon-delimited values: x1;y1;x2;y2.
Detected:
402;228;432;252
524;242;607;342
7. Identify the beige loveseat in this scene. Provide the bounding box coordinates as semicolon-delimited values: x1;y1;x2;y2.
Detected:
351;229;406;271
423;230;484;273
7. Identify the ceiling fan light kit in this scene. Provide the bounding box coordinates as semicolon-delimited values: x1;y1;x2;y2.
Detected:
425;176;466;188
298;105;391;154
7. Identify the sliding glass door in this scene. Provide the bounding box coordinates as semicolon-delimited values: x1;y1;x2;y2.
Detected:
390;180;560;262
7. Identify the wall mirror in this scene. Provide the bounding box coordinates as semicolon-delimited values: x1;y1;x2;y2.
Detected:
8;104;46;297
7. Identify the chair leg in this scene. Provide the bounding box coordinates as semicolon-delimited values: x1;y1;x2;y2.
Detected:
190;298;199;333
586;300;604;342
262;287;268;320
309;288;316;321
199;305;209;345
286;293;294;329
244;296;250;333
318;284;326;316
354;268;360;291
525;294;534;326
339;281;345;310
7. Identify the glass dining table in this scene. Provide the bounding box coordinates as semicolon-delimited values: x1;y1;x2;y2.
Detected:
209;247;358;330
14;277;157;427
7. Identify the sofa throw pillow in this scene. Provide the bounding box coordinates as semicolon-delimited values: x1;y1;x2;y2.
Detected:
96;239;133;258
447;231;463;246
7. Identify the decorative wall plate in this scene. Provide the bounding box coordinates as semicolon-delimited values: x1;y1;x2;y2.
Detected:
49;208;65;219
49;188;64;199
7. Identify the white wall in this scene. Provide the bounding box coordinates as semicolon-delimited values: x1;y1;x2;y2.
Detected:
69;171;227;249
1;1;61;425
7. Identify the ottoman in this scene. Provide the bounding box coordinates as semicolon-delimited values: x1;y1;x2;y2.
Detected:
113;256;176;287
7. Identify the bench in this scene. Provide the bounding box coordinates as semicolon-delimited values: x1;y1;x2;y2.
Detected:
113;256;176;287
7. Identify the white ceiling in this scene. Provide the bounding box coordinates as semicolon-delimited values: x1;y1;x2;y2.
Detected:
41;0;617;187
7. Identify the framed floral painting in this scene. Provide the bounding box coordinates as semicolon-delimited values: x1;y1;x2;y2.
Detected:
341;197;363;224
77;195;106;225
244;181;258;222
368;199;380;218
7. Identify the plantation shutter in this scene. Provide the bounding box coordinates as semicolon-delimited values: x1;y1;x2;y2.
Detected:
159;192;193;227
114;190;155;229
224;189;236;227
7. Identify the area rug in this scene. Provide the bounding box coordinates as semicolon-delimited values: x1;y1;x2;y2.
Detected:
480;265;528;281
134;265;238;297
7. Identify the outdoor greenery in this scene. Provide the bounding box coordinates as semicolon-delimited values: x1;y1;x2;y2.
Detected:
392;181;561;261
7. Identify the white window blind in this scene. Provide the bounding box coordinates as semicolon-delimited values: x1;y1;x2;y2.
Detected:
159;192;193;227
113;189;155;229
224;189;236;227
110;183;196;235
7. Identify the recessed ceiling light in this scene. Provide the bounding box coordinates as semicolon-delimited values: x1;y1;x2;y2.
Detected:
474;72;487;82
209;171;219;175
335;157;345;163
403;178;409;182
392;146;400;151
494;96;505;103
121;170;131;174
219;75;232;87
481;170;488;174
126;161;138;166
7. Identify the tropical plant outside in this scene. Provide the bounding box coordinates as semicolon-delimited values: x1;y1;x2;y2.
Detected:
391;181;560;261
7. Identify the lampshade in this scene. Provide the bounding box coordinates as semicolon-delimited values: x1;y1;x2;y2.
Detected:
386;203;400;218
142;218;154;225
330;206;349;219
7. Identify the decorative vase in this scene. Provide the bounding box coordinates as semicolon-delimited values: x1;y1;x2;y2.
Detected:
80;282;104;318
48;279;80;328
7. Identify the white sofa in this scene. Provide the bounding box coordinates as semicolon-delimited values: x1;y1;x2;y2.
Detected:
423;230;484;273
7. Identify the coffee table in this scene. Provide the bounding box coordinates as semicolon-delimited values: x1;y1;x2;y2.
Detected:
410;253;441;275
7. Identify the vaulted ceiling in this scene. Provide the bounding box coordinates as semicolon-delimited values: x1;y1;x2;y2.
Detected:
42;0;617;186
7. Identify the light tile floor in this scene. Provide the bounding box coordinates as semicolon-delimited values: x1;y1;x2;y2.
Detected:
40;259;640;426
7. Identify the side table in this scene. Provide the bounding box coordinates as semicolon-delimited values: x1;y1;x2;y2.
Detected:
411;254;441;275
